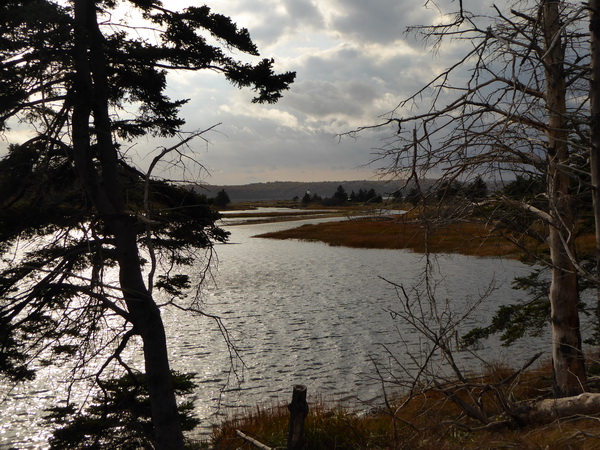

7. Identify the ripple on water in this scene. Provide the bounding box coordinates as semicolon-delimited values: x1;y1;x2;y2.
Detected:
3;216;552;445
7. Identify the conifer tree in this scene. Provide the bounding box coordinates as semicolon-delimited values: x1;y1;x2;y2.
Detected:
0;1;294;447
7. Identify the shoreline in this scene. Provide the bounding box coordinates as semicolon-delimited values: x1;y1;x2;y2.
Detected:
222;203;595;259
255;217;527;259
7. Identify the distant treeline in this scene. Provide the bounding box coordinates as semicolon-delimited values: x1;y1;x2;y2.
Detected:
193;178;512;204
194;180;423;202
300;185;385;205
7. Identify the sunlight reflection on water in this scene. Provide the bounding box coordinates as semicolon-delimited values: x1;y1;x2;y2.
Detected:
165;217;548;439
1;213;549;447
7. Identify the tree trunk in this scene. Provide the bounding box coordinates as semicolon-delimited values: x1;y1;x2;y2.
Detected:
110;219;185;450
542;0;586;396
590;0;600;344
71;1;184;447
287;385;309;450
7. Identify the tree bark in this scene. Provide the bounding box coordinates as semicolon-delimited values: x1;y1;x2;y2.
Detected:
589;0;600;342
71;1;184;447
542;0;586;396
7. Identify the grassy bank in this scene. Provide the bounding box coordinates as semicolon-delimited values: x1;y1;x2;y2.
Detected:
256;215;596;259
206;360;600;449
256;218;526;258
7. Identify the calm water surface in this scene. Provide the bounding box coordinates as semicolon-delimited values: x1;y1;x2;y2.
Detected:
1;214;548;447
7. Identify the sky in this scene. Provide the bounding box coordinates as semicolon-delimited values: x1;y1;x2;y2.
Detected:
134;0;497;185
4;0;497;186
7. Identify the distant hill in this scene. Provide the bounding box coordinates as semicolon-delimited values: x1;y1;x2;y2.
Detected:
194;180;423;202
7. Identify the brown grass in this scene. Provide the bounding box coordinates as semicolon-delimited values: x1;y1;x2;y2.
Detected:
256;219;528;258
205;361;600;449
256;217;596;259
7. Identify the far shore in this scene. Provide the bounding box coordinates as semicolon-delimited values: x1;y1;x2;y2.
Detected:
220;202;596;259
255;218;527;258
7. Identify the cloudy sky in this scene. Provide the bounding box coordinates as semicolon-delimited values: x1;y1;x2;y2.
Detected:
125;0;497;185
4;0;497;185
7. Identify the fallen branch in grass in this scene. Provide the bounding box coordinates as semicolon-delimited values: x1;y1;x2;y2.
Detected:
235;429;272;450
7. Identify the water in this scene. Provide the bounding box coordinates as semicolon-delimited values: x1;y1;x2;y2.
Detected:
167;217;546;436
1;214;548;447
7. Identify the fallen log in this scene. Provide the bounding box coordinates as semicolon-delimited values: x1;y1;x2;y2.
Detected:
520;392;600;423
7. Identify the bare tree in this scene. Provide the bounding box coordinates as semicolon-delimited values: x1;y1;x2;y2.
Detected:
374;262;599;439
351;0;590;395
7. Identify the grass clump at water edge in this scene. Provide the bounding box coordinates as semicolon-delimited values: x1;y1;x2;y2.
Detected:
204;361;600;449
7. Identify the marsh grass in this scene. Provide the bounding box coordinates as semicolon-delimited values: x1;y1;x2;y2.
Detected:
209;400;402;449
206;362;600;449
256;219;523;258
256;217;596;259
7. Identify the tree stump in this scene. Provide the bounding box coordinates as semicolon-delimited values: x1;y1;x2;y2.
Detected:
287;385;308;450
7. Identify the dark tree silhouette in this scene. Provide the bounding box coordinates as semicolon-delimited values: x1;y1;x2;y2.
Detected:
332;185;348;203
0;1;294;447
215;189;231;207
465;176;488;201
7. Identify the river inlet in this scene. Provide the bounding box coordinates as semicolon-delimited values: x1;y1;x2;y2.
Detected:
1;212;548;447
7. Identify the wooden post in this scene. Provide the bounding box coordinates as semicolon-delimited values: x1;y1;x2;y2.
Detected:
287;385;308;450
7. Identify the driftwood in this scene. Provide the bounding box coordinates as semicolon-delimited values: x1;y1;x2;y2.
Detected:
520;392;600;424
430;353;600;429
235;429;273;450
